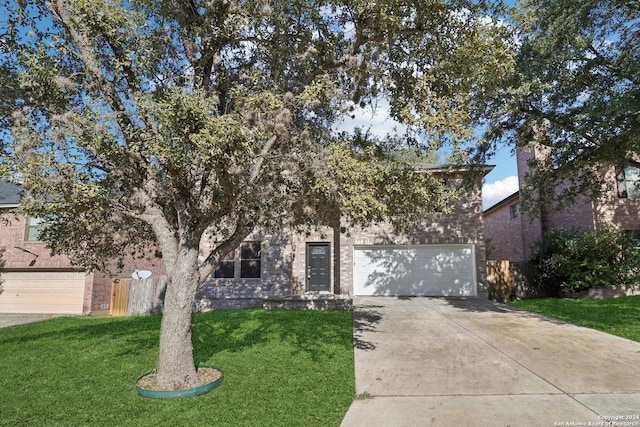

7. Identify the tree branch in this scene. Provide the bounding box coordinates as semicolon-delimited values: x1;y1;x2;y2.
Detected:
49;1;132;133
250;134;278;184
129;183;179;272
197;219;253;284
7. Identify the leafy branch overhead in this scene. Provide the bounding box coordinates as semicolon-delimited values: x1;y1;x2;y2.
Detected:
2;0;513;271
1;0;514;389
480;0;639;212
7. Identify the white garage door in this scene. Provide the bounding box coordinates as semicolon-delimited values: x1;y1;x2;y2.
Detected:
353;245;476;296
0;271;86;314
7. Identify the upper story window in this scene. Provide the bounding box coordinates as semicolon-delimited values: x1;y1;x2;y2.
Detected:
25;217;43;241
214;241;262;279
510;203;521;219
618;165;640;199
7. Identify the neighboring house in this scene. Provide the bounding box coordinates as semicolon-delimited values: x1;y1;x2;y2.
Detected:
196;164;493;310
484;146;640;262
0;182;164;315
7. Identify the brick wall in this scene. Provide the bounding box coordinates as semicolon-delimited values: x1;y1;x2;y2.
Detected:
196;234;294;311
484;198;525;262
489;148;640;265
334;191;488;296
543;177;595;232
1;208;165;313
516;147;546;260
0;210;77;270
195;174;489;306
593;164;640;232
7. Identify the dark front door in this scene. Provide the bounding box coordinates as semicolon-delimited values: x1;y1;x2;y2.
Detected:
306;243;331;292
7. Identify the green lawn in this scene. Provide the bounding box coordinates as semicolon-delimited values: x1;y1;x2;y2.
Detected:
507;295;640;343
0;309;355;427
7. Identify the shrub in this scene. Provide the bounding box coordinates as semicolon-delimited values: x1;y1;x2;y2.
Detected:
530;228;640;295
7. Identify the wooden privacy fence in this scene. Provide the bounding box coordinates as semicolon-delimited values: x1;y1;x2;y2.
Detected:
110;276;167;316
487;260;512;303
487;260;539;302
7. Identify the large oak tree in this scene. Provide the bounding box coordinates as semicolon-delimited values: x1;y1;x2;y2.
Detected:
0;0;513;389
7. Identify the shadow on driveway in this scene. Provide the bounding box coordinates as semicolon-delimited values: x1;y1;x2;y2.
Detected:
352;304;384;350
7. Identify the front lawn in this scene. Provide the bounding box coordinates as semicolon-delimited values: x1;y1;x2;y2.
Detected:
507;295;640;343
0;309;355;426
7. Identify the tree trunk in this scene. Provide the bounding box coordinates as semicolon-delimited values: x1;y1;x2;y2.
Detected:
155;246;201;389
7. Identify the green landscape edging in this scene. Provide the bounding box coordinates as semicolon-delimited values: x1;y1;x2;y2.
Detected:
136;366;223;399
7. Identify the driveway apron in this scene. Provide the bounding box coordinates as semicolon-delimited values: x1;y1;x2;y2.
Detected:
341;297;640;427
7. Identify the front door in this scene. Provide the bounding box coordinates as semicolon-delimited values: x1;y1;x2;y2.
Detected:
306;243;331;292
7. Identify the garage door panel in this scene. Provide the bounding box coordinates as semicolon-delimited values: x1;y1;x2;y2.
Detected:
353;245;476;296
0;272;86;314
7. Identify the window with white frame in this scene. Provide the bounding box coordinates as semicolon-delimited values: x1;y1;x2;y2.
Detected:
25;217;44;241
214;241;262;279
618;165;640;199
510;203;521;219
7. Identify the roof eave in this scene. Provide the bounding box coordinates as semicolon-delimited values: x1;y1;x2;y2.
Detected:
419;164;495;176
483;190;520;215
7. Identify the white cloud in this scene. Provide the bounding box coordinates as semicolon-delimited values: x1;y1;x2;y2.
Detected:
333;100;406;138
482;175;519;210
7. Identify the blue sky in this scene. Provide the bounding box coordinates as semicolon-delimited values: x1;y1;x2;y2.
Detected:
479;0;519;210
337;103;520;211
482;143;518;210
335;0;522;211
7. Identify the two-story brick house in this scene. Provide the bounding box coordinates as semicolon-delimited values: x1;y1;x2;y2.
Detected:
196;164;493;309
484;146;640;262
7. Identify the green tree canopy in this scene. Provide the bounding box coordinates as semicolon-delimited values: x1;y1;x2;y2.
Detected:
0;0;514;388
480;0;639;211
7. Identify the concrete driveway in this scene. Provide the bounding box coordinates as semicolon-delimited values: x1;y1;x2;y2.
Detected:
341;297;640;427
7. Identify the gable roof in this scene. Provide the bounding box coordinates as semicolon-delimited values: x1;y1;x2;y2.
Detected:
483;191;520;216
0;182;21;208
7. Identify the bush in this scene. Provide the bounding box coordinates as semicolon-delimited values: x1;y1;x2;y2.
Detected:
530;228;640;295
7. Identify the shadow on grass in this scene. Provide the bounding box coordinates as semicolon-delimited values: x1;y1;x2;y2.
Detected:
191;309;353;366
0;308;353;368
0;309;355;427
0;315;163;357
